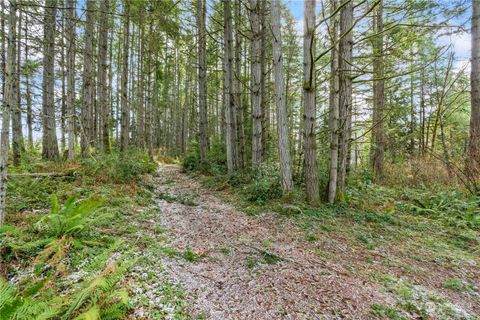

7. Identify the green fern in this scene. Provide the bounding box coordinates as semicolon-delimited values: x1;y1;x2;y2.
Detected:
63;254;134;319
0;278;62;320
35;195;109;238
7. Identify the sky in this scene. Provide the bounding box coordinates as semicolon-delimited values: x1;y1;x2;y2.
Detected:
285;0;472;69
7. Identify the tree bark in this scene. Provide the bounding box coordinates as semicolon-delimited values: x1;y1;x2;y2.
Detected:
66;0;76;160
120;1;130;152
234;0;244;169
136;17;145;149
371;0;384;180
260;0;267;158
303;0;320;205
223;0;237;173
250;0;263;166
271;0;294;194
42;0;59;160
98;0;110;151
327;0;339;204
337;0;353;198
81;0;95;156
1;0;5;99
25;13;33;149
1;0;16;224
468;0;480;179
12;8;23;166
197;0;209;164
60;9;66;152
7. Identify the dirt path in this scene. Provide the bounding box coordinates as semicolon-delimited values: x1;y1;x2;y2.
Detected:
153;164;392;319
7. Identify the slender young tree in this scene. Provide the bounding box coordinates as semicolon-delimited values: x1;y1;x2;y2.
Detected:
224;0;237;173
1;0;17;224
303;0;320;205
98;0;110;151
12;9;23;166
234;0;245;168
337;0;353;197
250;0;263;166
136;16;145;148
327;0;339;204
42;0;59;160
25;13;33;149
1;0;5;98
271;0;293;194
66;0;76;160
198;0;209;164
60;9;66;152
371;0;385;179
81;0;95;155
468;0;480;179
120;1;130;152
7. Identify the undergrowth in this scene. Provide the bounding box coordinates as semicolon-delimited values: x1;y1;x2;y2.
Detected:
0;149;188;319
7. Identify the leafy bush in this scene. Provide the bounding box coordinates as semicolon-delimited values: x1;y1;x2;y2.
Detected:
81;150;156;183
182;141;226;174
182;150;201;172
243;163;282;204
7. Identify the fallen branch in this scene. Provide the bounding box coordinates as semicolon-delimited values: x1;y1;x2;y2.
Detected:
7;172;76;179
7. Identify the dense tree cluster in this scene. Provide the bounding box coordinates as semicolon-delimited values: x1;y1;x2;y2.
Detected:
0;0;475;223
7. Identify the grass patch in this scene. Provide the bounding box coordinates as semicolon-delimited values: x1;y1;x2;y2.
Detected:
370;304;407;320
157;192;198;206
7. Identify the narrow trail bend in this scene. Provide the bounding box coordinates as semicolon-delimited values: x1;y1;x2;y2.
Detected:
153;164;389;319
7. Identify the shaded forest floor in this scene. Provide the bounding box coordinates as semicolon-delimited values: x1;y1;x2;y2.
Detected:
1;156;479;319
151;164;480;320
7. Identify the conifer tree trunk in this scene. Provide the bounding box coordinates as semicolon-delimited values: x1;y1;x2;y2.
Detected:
66;0;76;160
371;0;385;179
81;0;95;155
25;16;33;148
234;0;244;168
197;0;208;164
60;10;66;152
146;22;153;158
136;19;145;148
327;0;339;204
1;0;5;98
250;0;263;166
98;0;110;151
42;0;60;160
272;0;293;194
120;1;130;152
12;9;23;165
337;0;353;197
468;0;480;179
0;0;17;224
303;0;320;205
224;0;237;173
260;0;267;158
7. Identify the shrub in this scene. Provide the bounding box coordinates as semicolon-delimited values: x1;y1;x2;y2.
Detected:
243;163;282;204
81;150;156;183
182;141;227;174
182;150;201;172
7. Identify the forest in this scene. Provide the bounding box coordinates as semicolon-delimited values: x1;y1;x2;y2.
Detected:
0;0;479;319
